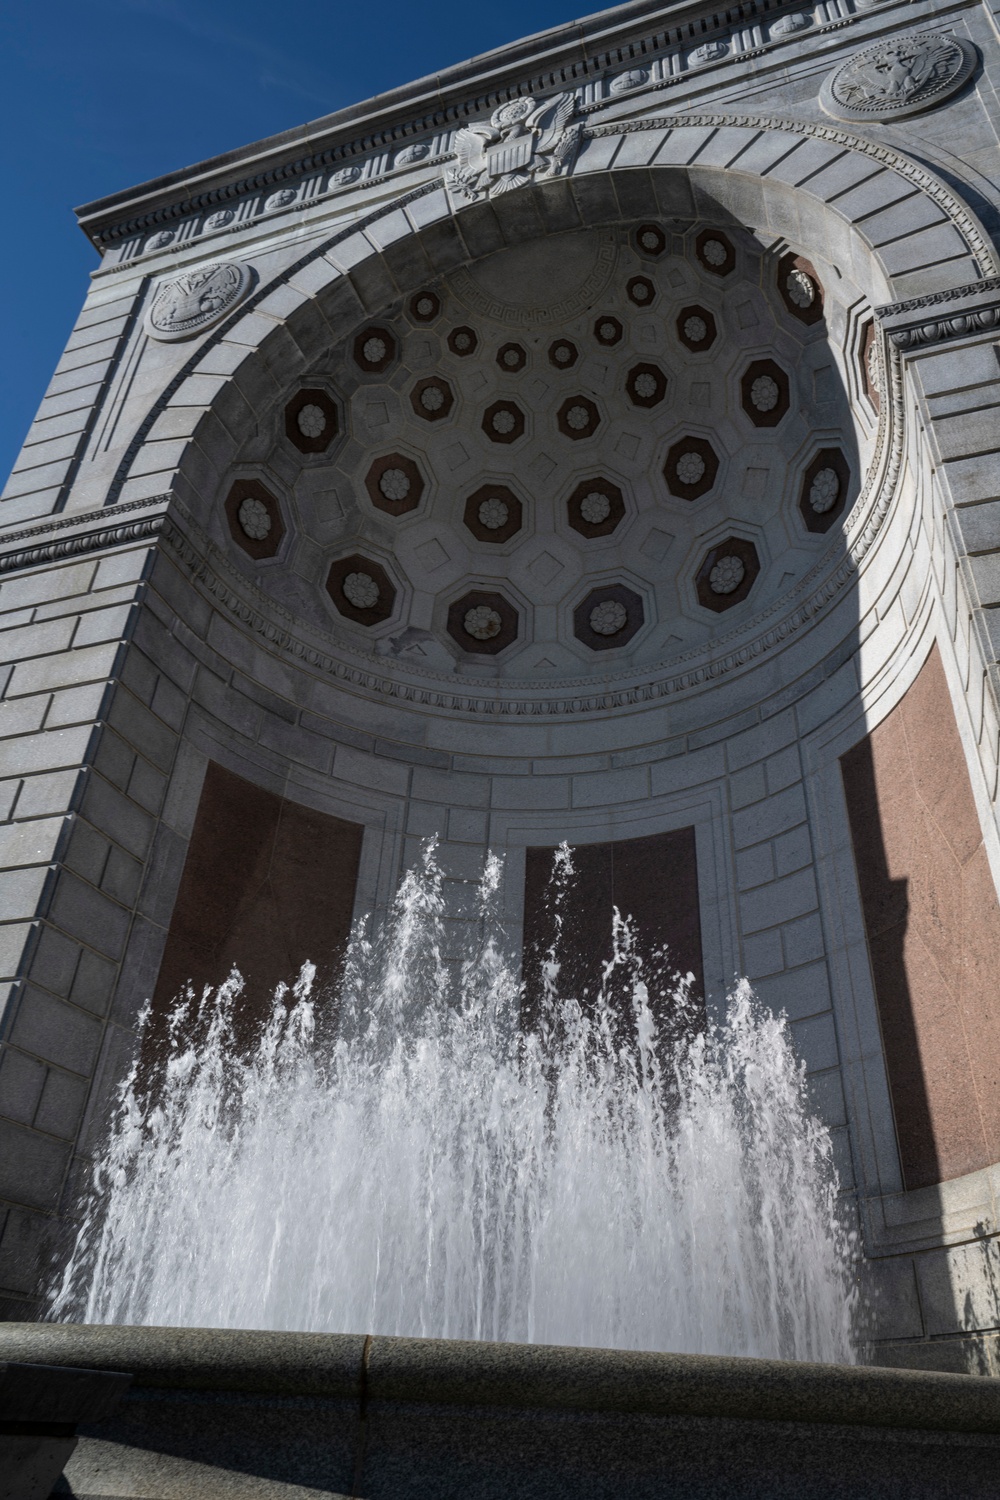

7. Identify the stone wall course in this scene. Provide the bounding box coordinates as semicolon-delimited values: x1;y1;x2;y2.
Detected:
8;986;103;1078
46;871;130;961
571;764;649;808
76;771;154;863
33;1066;90;1142
753;959;832;1023
493;773;571;811
6;643;121;703
740;865;819;934
10;768;82;822
1;615;76;663
735;840;775;891
742;925;784;980
0;696;49;740
26;924;80;1000
0;1119;70;1212
105;689;178;773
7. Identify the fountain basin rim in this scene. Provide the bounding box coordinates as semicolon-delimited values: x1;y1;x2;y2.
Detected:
1;1324;996;1435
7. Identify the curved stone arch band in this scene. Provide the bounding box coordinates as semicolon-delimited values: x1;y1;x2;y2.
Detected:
106;110;994;512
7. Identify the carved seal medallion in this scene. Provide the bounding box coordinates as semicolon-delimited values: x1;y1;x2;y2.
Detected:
447;92;579;202
146;261;253;341
820;33;976;121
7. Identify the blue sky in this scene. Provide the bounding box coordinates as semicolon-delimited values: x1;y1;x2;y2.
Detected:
0;0;584;484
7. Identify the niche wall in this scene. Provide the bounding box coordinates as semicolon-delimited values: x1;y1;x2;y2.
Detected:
841;646;1000;1190
153;762;364;1032
521;827;704;1034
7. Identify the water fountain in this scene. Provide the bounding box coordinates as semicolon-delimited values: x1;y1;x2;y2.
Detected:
7;846;1000;1496
49;842;858;1363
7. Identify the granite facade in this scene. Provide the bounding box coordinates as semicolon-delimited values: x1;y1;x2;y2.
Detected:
0;0;999;1375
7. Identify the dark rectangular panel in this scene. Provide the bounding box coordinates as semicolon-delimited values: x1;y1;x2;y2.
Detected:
522;827;704;1034
153;762;364;1033
841;644;1000;1189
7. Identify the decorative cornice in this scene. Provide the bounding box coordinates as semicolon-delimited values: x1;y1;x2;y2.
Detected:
157;344;905;719
0;497;168;575
85;0;948;256
887;305;1000;350
876;276;1000;349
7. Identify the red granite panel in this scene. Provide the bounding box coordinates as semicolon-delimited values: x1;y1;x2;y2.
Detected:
841;645;1000;1188
522;828;704;1036
152;762;363;1038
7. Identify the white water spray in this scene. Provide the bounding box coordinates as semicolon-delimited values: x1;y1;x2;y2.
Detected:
51;843;858;1361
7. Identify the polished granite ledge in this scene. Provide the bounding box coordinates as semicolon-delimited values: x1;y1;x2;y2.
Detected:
5;1324;1000;1499
4;1320;1000;1428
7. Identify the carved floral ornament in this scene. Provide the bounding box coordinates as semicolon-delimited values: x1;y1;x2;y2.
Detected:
820;34;977;123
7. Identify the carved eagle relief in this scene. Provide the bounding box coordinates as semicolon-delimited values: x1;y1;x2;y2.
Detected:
447;92;580;201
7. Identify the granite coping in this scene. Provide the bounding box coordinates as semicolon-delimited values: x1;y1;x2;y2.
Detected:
2;1325;1000;1434
0;1360;132;1425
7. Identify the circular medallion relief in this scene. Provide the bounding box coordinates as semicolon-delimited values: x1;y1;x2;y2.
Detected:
146;262;253;341
820;34;977;121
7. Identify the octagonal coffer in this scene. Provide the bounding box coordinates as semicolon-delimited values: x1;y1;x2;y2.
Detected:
497;342;527;373
548;338;578;369
327;554;397;625
777;253;824;326
410;376;454;423
365;453;425;515
695;537;760;613
464;484;524;543
663;437;719;501
626;363;667;409
593;315;624;347
353;325;397;373
695;229;736;277
634;223;667;258
567;478;626;538
573;584;644;651
409;290;441;323
225;479;286;559
448;325;478;357
284;388;339;455
557;396;600;440
676;305;717;353
740;359;790;428
626;276;656;308
483;400;526;444
447;589;520;655
799;449;850;534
